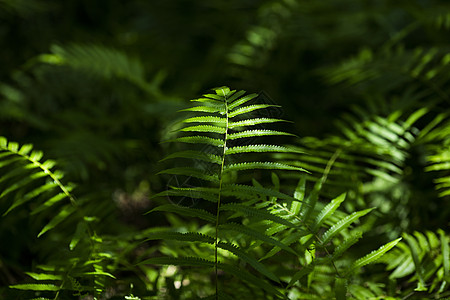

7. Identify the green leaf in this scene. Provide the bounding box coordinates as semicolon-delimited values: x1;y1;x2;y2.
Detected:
10;284;60;291
180;105;224;114
217;242;279;282
404;234;427;291
219;223;297;255
3;181;59;216
38;206;76;237
148;204;216;223
349;238;402;274
168;136;224;147
224;162;307;173
221;183;297;202
287;265;314;288
313;193;346;232
70;222;87;250
321;208;374;245
227;93;258;110
179;125;226;134
227;129;295;140
138;256;214;267
158;167;219;182
218;263;282;297
332;231;363;260
439;229;449;281
145;231;215;244
335;277;348;300
25;272;63;281
220;203;296;228
228;104;280;118
183;116;226;125
229;118;286;129
291;176;306;215
225;90;246;104
161;150;221;164
153;188;219;202
225;145;301;155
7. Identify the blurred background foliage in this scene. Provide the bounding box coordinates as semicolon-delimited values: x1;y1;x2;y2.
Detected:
1;0;450;298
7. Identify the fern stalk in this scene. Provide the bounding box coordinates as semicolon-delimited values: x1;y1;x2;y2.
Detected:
214;87;230;298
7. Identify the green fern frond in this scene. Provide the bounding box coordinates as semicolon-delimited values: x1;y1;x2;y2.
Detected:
225;145;302;155
161;150;221;164
157;167;219;182
228;118;287;128
218;222;297;255
221;183;297;202
381;230;450;293
224;162;306;173
145;231;216;244
168;136;224;147
153;188;219;202
220;203;296;228
227;129;296;140
228;104;280;118
9;283;60;291
320;208;374;245
179;125;227;134
180;105;224;114
348;238;402;275
217;263;283;297
139;256;215;268
217;242;280;282
148;204;216;223
312;193;346;232
227;93;258;110
182;116;227;125
0;136;79;238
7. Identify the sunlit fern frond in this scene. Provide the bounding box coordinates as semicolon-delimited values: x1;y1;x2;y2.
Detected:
381;230;450;296
0;136;114;298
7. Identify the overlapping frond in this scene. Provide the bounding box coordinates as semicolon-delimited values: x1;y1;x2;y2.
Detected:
0;137;115;298
146;87;399;298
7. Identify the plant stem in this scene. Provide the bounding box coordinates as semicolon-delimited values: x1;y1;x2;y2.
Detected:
215;89;229;298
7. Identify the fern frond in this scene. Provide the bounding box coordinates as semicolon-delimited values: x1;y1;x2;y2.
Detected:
217;263;283;297
180;105;224;114
139;256;215;268
219;222;297;255
348;238;402;275
148;204;216;223
145;231;215;244
331;231;363;261
217;242;279;282
167;136;223;147
157;167;219;182
227;129;296;140
228;104;280;118
182;116;227;125
153;188;218;202
220;203;296;228
179;125;227;134
224;162;306;173
221;183;297;202
161;150;221;164
227;93;258;110
312;193;346;232
225;145;302;155
228;118;286;128
320;208;374;245
9;284;60;291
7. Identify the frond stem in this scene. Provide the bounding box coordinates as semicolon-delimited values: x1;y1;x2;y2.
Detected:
215;89;229;298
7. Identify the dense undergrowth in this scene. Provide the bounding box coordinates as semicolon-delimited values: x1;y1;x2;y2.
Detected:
1;0;450;299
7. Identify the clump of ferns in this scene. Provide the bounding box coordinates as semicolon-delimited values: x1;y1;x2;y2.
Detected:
141;87;402;299
0;137;114;299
